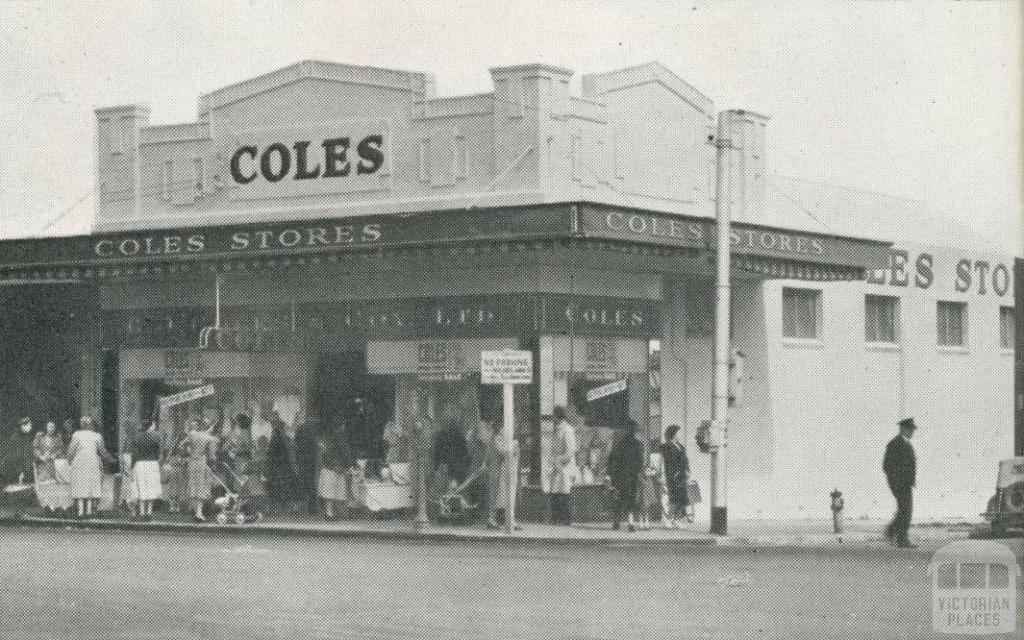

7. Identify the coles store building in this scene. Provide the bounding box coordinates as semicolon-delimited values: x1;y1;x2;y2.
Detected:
4;60;1007;523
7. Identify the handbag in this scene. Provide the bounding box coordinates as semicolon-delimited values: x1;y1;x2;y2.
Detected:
687;478;702;504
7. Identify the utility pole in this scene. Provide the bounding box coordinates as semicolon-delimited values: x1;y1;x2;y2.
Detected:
1015;258;1023;456
709;111;737;536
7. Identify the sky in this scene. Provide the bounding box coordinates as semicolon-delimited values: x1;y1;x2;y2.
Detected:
1;0;1021;253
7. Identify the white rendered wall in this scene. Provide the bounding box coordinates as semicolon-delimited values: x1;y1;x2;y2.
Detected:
761;243;1015;521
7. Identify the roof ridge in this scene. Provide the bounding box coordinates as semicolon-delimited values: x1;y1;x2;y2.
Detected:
769;172;929;206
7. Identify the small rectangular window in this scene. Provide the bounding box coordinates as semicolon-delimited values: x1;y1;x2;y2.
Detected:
782;287;822;339
1000;306;1015;350
161;161;173;201
865;294;899;343
418;139;431;182
937;301;967;347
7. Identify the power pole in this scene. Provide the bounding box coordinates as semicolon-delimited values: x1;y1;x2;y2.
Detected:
1015;258;1023;456
709;111;737;536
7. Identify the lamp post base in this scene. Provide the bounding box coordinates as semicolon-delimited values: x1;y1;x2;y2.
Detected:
710;506;728;536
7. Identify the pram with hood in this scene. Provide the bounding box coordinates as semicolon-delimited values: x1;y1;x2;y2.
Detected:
206;461;263;525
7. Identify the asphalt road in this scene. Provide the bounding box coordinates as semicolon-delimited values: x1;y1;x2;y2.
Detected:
1;527;1021;640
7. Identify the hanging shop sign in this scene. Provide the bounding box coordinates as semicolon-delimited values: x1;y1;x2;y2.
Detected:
158;384;215;409
366;338;517;378
119;348;307;381
576;203;891;268
585;378;627;402
416;341;467;382
549;336;648;377
581;339;619;381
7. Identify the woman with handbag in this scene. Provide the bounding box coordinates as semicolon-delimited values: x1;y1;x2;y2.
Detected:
659;424;691;528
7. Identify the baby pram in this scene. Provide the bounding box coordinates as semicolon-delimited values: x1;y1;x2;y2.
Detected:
35;460;73;513
207;462;263;525
429;463;482;524
2;473;35;512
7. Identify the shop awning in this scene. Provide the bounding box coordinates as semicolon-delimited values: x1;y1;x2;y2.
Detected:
0;202;891;283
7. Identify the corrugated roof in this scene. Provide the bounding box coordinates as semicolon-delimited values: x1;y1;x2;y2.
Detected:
761;174;1018;255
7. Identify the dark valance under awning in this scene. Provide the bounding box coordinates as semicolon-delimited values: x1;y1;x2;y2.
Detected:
0;202;891;284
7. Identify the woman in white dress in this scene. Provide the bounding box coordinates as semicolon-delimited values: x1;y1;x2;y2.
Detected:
548;406;578;526
66;417;112;518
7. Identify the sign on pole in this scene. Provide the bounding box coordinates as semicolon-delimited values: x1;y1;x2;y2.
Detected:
481;349;533;385
158;384;215;410
586;378;627;402
481;349;532;535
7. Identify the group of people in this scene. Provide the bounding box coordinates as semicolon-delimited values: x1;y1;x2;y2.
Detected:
155;409;304;522
606;422;692;532
428;411;519;529
550;406;693;532
0;415;117;518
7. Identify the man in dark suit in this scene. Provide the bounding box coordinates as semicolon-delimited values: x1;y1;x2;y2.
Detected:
882;417;918;548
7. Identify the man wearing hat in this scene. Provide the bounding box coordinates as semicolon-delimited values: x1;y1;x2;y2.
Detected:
882;417;918;548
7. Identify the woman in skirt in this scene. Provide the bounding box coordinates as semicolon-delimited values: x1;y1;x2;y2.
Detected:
317;422;353;519
132;420;163;519
185;418;219;522
66;417;112;518
659;425;691;528
636;441;663;531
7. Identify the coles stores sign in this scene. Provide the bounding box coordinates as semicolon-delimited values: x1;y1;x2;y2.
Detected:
229;134;385;184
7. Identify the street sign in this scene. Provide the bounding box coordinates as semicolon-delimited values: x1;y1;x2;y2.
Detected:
480;349;533;385
586;378;627;402
480;349;531;535
158;384;215;409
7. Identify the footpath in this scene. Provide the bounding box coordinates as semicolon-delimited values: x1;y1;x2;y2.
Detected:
0;506;982;549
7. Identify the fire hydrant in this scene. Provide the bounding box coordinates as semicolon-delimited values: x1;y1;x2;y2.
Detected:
830;488;844;534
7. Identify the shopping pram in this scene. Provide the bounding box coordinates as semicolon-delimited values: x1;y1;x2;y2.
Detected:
2;473;35;512
207;462;263;525
430;463;482;524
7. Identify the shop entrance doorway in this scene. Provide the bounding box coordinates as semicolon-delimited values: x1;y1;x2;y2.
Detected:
312;351;394;460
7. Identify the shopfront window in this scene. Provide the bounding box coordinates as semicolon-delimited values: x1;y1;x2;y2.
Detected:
782;287;822;339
